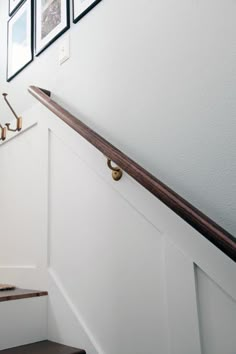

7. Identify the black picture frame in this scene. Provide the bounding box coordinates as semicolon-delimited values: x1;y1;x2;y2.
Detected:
7;0;34;82
35;0;70;57
73;0;102;24
9;0;25;16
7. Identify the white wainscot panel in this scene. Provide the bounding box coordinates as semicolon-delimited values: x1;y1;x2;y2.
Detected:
48;132;168;354
0;125;43;266
44;105;236;301
165;241;201;354
48;269;99;354
196;267;236;354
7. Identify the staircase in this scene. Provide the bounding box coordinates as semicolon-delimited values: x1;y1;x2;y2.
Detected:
0;341;85;354
0;287;47;302
0;288;86;353
0;86;235;354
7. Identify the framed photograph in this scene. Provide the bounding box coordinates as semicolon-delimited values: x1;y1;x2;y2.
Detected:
73;0;102;24
9;0;25;16
35;0;70;56
7;0;33;82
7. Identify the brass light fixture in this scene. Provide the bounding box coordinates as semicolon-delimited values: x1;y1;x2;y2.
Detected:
0;124;7;141
3;93;22;132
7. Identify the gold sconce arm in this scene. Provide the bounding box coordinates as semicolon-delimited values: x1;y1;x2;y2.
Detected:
3;93;22;132
0;124;7;141
5;117;22;132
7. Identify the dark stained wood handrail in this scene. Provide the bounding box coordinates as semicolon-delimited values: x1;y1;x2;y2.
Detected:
28;85;236;262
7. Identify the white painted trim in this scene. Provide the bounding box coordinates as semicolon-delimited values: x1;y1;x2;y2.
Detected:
35;119;51;270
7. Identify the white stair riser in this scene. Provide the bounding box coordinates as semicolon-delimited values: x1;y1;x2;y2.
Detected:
0;297;47;350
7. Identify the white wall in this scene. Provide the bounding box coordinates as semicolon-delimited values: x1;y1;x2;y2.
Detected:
0;0;235;235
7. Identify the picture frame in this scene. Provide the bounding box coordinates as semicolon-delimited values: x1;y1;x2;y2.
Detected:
9;0;25;16
73;0;102;24
7;0;33;82
35;0;70;56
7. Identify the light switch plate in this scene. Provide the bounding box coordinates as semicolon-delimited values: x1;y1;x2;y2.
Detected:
59;36;70;65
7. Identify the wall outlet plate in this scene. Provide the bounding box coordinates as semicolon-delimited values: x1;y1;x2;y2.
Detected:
59;36;70;65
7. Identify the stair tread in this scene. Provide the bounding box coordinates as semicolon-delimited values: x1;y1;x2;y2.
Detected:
0;288;48;302
0;341;86;354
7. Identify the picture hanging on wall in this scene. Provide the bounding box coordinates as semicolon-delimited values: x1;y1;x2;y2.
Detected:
73;0;102;23
7;0;33;82
35;0;70;56
9;0;25;16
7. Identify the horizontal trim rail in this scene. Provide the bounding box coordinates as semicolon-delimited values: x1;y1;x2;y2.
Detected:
28;85;236;262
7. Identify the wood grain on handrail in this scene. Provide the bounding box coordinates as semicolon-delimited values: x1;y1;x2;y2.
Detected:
28;85;236;262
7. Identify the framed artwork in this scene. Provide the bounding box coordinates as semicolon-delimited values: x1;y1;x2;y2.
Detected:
73;0;102;23
7;0;33;82
35;0;70;56
9;0;25;16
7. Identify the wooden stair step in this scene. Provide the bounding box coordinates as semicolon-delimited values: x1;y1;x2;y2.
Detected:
0;288;48;302
0;341;86;354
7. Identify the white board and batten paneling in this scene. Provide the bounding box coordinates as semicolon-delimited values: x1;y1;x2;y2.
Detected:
0;102;235;354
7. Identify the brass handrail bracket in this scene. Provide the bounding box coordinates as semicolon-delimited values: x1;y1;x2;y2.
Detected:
107;158;123;181
3;93;22;132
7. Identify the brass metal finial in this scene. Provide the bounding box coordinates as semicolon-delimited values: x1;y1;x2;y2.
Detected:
107;158;123;181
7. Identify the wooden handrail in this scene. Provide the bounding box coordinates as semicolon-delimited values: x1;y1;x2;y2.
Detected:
28;85;236;262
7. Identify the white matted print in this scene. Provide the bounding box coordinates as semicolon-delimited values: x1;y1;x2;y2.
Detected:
7;0;33;81
73;0;102;23
9;0;24;16
35;0;70;56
